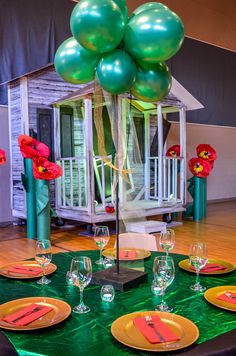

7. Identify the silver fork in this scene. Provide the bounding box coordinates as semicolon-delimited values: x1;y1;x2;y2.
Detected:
145;315;166;342
225;292;236;299
12;305;43;323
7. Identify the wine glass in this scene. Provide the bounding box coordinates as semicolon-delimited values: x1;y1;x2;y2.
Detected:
35;240;52;285
159;229;175;256
152;256;175;312
70;256;92;314
189;242;208;292
94;226;110;265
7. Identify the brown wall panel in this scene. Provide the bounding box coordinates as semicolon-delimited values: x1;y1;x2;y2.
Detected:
126;0;236;52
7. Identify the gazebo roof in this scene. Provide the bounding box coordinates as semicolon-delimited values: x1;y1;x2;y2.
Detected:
52;77;203;112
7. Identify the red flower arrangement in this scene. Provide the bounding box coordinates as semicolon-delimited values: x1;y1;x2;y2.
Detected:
35;141;50;159
18;135;50;159
18;134;62;180
196;144;217;163
189;157;212;178
0;149;6;165
18;135;37;159
166;145;180;157
33;157;62;180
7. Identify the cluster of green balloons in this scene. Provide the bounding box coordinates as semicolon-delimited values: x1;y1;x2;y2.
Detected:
54;0;184;102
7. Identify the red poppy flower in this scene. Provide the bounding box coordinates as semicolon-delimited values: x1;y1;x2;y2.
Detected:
18;135;37;159
35;141;50;158
189;157;212;178
166;145;180;157
0;149;6;164
196;144;217;162
33;157;62;180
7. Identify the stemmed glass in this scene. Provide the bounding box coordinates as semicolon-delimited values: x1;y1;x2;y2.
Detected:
159;229;175;256
35;240;52;285
70;256;92;314
189;242;208;292
152;256;175;312
94;226;110;265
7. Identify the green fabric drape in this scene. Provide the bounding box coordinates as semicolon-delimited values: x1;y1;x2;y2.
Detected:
1;251;236;356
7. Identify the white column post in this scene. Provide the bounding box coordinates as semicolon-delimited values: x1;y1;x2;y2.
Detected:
157;104;163;206
144;112;150;199
85;97;95;215
179;107;187;205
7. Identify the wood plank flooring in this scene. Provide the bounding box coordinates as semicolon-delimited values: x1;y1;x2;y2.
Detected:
0;201;235;266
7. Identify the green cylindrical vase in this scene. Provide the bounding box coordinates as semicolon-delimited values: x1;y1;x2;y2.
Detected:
193;176;207;221
36;179;51;241
24;158;37;239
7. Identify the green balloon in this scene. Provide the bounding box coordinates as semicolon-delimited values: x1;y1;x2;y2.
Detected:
54;37;101;84
131;62;172;102
113;0;128;22
70;0;125;54
124;8;184;62
131;2;169;18
96;49;137;94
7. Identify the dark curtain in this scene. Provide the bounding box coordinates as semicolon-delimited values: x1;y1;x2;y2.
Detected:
168;38;236;127
0;0;74;103
0;0;236;127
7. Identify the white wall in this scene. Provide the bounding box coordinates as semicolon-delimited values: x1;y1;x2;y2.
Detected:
0;106;13;222
168;121;236;201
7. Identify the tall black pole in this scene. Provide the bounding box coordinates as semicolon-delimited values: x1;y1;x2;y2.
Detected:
115;172;119;274
111;95;120;274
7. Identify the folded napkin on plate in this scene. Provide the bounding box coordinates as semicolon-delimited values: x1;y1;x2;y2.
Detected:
3;303;53;326
217;292;236;304
190;263;226;272
119;250;137;260
133;316;180;344
7;264;43;275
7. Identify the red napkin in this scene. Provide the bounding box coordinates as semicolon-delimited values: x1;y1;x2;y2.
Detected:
3;303;53;326
217;292;236;304
7;264;43;275
133;316;180;344
190;263;226;272
119;250;137;260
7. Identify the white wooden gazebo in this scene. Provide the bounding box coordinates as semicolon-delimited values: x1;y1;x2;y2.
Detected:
52;78;203;224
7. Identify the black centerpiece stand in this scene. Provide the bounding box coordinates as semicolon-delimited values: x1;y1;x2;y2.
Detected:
91;95;148;291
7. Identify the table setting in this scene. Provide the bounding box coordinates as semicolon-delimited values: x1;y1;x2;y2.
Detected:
0;228;235;356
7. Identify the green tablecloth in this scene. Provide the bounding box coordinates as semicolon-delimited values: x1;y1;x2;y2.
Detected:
1;251;236;356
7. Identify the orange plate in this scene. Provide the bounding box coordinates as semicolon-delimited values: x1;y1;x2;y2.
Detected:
0;261;57;279
178;258;235;275
111;311;199;352
0;297;71;331
103;248;150;261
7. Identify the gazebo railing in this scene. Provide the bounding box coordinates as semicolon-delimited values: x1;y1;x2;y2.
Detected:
147;156;183;203
56;155;113;211
56;157;88;210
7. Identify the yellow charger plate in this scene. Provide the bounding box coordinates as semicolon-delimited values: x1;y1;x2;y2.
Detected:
0;297;71;331
111;311;199;352
204;286;236;312
103;248;150;261
0;261;57;279
178;258;235;275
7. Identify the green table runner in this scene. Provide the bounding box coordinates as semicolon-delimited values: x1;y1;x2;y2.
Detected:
1;251;236;356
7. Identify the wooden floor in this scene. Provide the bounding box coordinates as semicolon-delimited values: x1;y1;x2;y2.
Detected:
0;201;235;266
